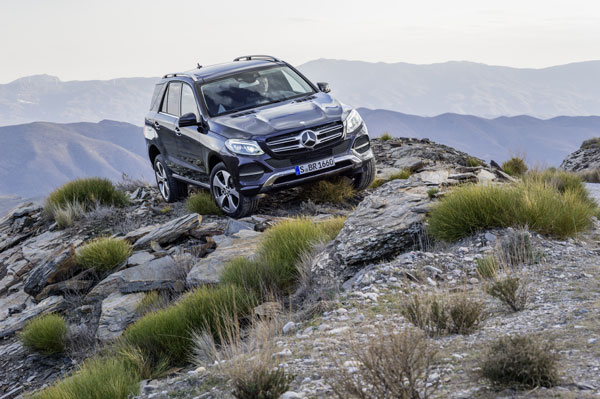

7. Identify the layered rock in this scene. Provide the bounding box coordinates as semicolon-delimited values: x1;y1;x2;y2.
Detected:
560;138;600;172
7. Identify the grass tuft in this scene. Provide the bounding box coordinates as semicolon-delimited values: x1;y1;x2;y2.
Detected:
380;132;392;141
476;255;499;279
75;237;132;273
481;335;559;388
401;292;486;336
466;157;483;167
427;187;439;199
186;191;223;215
221;217;345;297
19;313;67;355
302;177;355;203
427;176;596;242
487;276;528;312
502;157;528;176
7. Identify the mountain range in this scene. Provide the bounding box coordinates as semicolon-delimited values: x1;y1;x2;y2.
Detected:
0;120;152;199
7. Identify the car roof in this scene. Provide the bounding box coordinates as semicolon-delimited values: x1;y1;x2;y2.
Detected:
161;59;284;84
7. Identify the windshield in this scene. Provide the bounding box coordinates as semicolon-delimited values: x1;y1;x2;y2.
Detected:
200;66;315;117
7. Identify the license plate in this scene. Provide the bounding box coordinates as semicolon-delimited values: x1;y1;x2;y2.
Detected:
295;157;335;175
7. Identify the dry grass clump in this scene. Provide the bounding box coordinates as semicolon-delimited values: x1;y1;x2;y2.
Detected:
221;217;345;298
427;187;439;199
186;191;223;215
487;276;528;312
369;169;412;189
302;177;355;203
476;255;499;279
328;328;439;399
466;157;483;167
75;237;132;273
19;313;67;355
401;291;486;336
481;335;559;388
380;132;392;141
502;157;528;176
135;291;171;316
427;177;596;241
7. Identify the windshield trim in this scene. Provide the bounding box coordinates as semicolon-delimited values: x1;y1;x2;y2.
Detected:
198;65;317;118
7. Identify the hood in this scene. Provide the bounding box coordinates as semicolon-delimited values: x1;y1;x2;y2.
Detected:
209;92;347;139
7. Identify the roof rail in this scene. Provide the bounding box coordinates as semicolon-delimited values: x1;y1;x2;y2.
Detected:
162;72;198;81
233;55;281;62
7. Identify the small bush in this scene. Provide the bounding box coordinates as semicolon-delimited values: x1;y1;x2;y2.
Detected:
481;335;559;388
45;178;128;212
502;157;528;176
524;169;595;206
124;285;258;367
427;187;439;199
401;292;485;336
380;132;392;141
75;237;132;273
329;328;439;399
35;355;142;399
47;201;86;228
221;217;345;297
476;255;498;279
302;177;355;203
19;314;67;355
466;157;482;167
487;276;528;312
369;178;386;189
427;180;596;242
232;367;292;399
186;191;223;215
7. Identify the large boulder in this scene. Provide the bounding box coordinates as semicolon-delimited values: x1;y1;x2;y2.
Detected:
96;291;145;342
560;139;600;172
311;179;431;286
186;229;263;287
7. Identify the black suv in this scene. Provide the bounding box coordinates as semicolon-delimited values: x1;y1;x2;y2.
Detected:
144;55;375;217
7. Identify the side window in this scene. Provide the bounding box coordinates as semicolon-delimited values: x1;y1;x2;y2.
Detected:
181;84;199;119
160;84;170;113
150;83;165;111
167;82;182;116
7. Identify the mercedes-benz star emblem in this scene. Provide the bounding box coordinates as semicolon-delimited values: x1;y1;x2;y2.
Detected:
300;130;317;148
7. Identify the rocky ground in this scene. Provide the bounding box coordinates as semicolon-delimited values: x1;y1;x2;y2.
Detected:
561;138;600;173
1;137;597;399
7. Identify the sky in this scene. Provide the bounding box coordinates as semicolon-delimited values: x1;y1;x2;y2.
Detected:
1;0;600;83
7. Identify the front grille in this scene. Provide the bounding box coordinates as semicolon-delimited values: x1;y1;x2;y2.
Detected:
265;121;344;156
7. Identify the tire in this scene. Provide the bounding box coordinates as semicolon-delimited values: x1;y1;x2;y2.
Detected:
153;154;188;203
210;162;259;218
353;158;376;191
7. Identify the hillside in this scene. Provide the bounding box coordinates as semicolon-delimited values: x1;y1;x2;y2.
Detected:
359;108;600;166
0;120;153;198
299;59;600;118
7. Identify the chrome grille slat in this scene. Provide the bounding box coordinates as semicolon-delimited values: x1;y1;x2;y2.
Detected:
265;121;344;155
272;144;304;153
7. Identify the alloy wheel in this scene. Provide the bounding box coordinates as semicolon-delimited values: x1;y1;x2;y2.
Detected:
155;161;170;200
212;170;239;213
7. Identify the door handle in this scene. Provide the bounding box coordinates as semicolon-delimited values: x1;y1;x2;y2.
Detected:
174;127;182;136
153;121;161;130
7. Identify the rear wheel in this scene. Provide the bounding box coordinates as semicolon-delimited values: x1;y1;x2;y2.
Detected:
154;155;188;202
353;158;376;190
210;162;258;218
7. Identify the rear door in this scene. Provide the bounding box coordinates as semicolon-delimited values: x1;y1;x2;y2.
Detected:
156;81;184;174
176;83;211;184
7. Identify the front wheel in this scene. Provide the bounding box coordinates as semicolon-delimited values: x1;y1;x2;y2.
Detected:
210;162;259;218
353;158;376;191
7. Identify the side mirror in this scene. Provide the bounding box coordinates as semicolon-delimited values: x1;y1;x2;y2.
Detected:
178;112;199;127
317;82;331;93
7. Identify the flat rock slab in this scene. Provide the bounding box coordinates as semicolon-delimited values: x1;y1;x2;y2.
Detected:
24;247;79;298
86;256;185;302
127;251;155;266
132;213;199;249
186;229;263;287
0;295;65;338
96;291;145;342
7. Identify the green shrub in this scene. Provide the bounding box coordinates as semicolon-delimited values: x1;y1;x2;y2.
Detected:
19;314;67;355
75;237;132;273
186;191;223;215
302;177;355;203
124;285;258;367
427;180;596;242
487;276;528;312
221;217;345;296
232;367;293;399
481;335;559;388
466;157;483;167
401;292;485;336
45;178;128;212
476;255;499;279
502;157;528;176
427;187;439;199
388;169;412;180
35;355;142;399
136;291;170;316
380;132;392;141
524;169;595;206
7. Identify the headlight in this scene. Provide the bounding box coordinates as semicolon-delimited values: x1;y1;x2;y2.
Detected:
344;109;363;134
225;139;264;155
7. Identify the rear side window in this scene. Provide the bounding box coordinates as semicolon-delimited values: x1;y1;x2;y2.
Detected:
167;82;182;116
149;83;165;111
